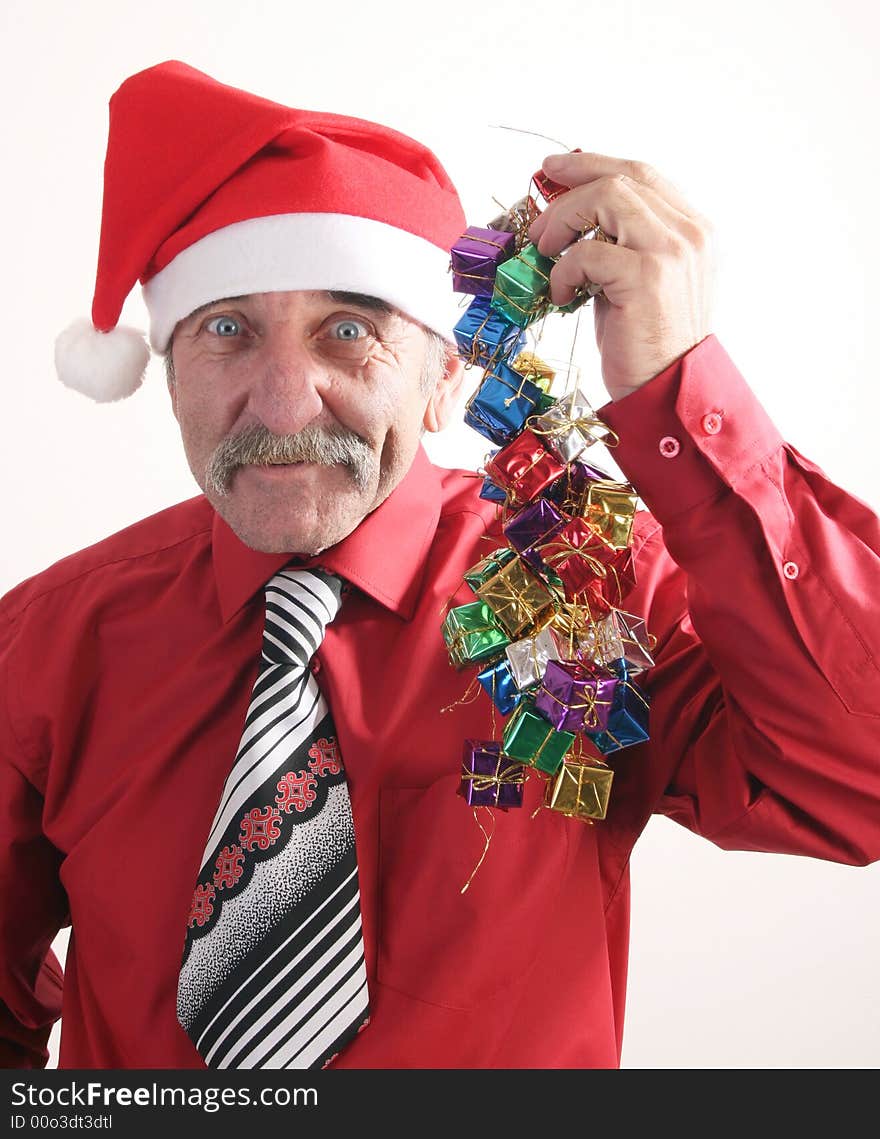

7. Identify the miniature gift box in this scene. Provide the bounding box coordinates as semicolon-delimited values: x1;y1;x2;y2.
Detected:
479;476;507;504
503;497;567;572
534;659;618;733
486;194;541;247
491;242;556;328
504;625;563;690
475;558;554;640
530;150;582;204
441;601;510;669
531;168;570;205
510;350;556;394
579;609;655;673
545;760;614;821
486;431;567;506
546;457;614;515
464;546;516;593
583;479;639;549
459;740;526;809
539;518;636;605
585;680;650;755
477;658;524;716
450;226;516;297
502;696;575;775
453;295;526;369
532;388;609;464
464;363;546;447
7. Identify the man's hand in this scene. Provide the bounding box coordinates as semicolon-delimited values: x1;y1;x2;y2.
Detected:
528;152;716;403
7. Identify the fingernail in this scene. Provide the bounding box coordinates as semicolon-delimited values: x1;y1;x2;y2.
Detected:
542;154;566;171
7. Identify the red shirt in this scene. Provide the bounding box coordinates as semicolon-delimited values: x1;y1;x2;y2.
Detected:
2;335;879;1069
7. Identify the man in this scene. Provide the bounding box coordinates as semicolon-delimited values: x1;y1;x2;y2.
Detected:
1;60;878;1069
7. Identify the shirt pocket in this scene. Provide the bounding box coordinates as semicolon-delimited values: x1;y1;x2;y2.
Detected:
377;771;571;1010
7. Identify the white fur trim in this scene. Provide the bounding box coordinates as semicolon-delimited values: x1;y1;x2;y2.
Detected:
54;318;151;402
143;213;461;351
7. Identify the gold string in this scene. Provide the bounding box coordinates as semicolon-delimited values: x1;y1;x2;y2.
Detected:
441;674;482;714
455;231;512;253
460;763;526;793
461;807;496;894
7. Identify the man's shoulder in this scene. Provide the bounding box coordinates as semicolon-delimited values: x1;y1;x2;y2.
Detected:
0;495;214;624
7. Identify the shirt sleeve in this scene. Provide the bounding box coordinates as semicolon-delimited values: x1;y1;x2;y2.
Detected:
0;606;67;1068
597;334;880;863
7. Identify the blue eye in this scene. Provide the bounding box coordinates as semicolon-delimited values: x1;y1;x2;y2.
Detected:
206;315;242;337
332;319;369;341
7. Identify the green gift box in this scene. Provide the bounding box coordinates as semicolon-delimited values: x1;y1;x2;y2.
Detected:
492;243;555;328
501;696;575;775
491;244;589;329
442;601;510;669
464;546;517;593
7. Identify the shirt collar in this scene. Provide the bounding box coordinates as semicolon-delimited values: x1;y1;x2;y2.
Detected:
212;445;442;623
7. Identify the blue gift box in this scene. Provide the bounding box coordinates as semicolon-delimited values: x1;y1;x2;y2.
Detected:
479;476;507;504
477;658;524;716
585;679;650;754
453;296;526;369
464;363;546;446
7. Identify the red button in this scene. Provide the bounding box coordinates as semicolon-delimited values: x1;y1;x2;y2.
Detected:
783;561;799;580
702;412;723;435
310;656;322;674
659;436;681;457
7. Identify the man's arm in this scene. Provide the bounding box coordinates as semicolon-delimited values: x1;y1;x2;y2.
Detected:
0;614;67;1067
600;336;880;860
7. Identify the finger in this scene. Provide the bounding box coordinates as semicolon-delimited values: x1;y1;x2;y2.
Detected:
538;150;700;220
532;176;674;257
547;240;640;307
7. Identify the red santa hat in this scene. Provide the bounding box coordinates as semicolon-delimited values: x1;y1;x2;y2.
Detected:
55;60;467;402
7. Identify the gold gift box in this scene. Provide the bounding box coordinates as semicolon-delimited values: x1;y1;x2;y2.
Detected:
546;761;614;821
584;480;638;549
511;351;556;394
476;558;554;640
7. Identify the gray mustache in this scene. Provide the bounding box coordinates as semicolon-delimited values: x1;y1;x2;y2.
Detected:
205;423;375;495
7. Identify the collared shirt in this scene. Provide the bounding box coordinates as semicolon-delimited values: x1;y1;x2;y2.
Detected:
2;335;878;1069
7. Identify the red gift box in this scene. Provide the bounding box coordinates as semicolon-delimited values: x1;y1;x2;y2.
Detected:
539;518;636;604
484;429;566;506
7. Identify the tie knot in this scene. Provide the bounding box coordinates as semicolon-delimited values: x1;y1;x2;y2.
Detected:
262;568;344;668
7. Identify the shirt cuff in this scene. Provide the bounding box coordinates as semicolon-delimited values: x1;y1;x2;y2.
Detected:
595;335;784;523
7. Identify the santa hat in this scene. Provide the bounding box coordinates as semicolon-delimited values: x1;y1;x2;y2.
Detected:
56;60;467;402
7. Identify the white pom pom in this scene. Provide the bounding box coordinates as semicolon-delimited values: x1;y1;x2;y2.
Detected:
54;318;151;403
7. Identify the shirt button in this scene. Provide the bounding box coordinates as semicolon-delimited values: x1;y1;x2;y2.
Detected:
659;435;681;458
310;656;322;674
782;561;799;580
702;412;723;435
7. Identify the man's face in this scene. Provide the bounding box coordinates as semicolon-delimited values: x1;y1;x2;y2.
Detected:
167;290;462;554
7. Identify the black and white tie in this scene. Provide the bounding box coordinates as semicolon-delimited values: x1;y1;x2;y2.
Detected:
177;567;369;1069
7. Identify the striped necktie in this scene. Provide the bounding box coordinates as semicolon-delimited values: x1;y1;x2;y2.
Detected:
177;567;370;1069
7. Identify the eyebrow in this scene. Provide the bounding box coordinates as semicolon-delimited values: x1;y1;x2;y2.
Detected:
327;291;394;315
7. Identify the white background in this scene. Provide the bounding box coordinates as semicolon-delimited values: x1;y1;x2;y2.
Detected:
1;0;878;1069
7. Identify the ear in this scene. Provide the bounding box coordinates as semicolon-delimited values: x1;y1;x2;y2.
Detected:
166;347;179;421
422;344;466;434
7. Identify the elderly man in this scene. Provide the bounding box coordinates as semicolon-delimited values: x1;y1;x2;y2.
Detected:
1;60;878;1071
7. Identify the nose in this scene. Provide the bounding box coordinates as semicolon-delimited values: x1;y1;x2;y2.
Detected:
246;328;326;436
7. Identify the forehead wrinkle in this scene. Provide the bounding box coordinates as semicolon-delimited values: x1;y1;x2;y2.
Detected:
326;290;394;316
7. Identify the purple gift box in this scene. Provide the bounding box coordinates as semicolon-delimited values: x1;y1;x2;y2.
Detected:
546;458;612;510
503;498;566;574
451;226;516;297
459;740;526;810
534;660;618;733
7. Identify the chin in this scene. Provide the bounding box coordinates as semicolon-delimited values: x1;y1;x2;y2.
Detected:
213;495;363;555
